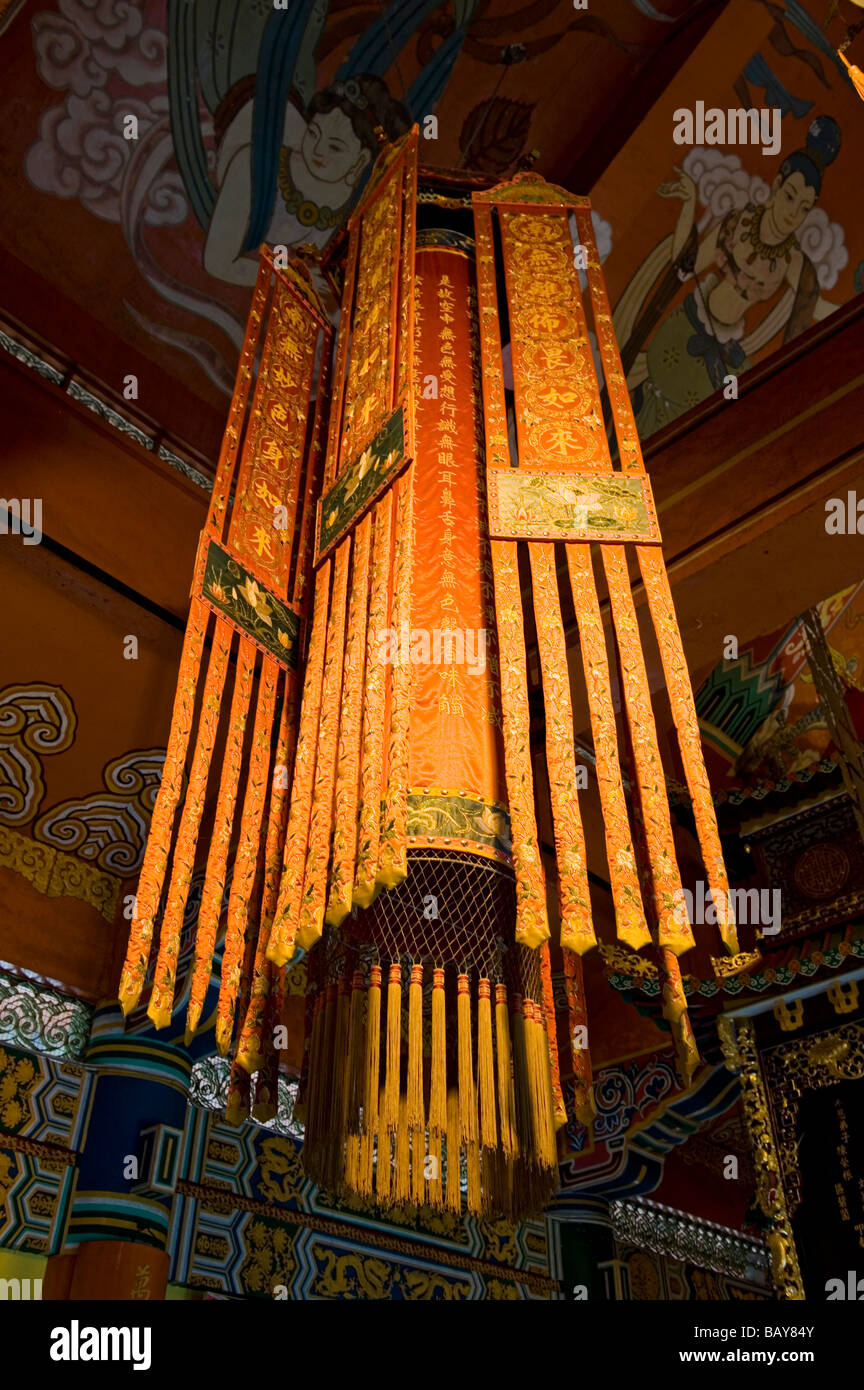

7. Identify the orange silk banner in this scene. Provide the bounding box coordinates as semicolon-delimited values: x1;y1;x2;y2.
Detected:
408;240;508;855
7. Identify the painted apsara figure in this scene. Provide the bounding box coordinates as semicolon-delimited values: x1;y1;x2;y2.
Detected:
615;116;842;437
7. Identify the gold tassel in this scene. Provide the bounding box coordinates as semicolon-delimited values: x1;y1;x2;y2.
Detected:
428;967;447;1136
456;972;476;1146
411;1128;426;1207
495;983;516;1158
383;963;402;1132
427;1132;443;1210
445;1089;461;1213
331;979;351;1146
394;1098;411;1204
345;969;366;1135
407;963;424;1134
477;978;498;1151
359;963;381;1195
466;1141;482;1217
510;994;532;1160
376;1113;392;1204
526;1000;557;1169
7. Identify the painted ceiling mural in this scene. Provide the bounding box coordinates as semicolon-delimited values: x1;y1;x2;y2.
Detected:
0;0;707;457
0;0;860;458
596;0;864;439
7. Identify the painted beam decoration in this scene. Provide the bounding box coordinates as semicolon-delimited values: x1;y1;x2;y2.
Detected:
487;469;661;543
315;406;409;562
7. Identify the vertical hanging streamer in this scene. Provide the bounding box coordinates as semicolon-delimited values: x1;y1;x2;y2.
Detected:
383;963;402;1132
185;637;257;1038
377;471;413;890
528;542;595;954
235;682;296;1073
147;618;235;1028
428;967;447;1136
489;540;549;948
216;649;278;1053
354;499;393;906
539;942;566;1130
602;547;693;955
267;560;332;966
118;597;209;1014
564;546;650;950
637;548;740;954
295;540;351;950
495;983;516;1158
477;978;498;1151
562;949;595;1124
574;205;737;956
326;511;372;925
361;963;382;1195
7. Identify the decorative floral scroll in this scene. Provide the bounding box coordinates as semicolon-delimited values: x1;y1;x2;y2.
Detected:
327;514;372;926
296;540;351;950
147;617;235;1028
185;637;257;1039
268;560;332;967
378;469;414;891
638;546;739;955
602;546;692;956
354;498;392;908
118;597;209;1015
528;542;595;953
489;538;548;948
217;652;279;1054
565;545;650;952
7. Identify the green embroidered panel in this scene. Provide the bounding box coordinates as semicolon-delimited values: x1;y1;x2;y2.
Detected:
487;469;661;543
406;793;512;859
202;541;299;669
317;407;407;561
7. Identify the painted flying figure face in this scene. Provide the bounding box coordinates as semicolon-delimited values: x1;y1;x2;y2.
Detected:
298;108;370;187
767;170;817;237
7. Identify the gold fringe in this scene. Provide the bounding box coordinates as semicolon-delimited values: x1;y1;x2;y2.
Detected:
411;1128;426;1207
495;983;516;1158
477;978;498;1151
383;963;402;1132
510;995;532;1160
456;973;476;1146
394;1098;411;1204
407;963;424;1134
427;1133;443;1210
445;1089;461;1213
466;1140;482;1216
331;980;351;1144
429;967;447;1136
376;1114;392;1204
526;1000;557;1169
359;964;381;1196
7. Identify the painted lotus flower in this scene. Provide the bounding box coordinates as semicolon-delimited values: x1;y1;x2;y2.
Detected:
239;578;273;627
